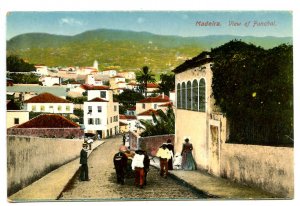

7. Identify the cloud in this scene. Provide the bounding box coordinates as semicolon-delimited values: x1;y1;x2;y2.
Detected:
59;18;84;26
137;17;145;24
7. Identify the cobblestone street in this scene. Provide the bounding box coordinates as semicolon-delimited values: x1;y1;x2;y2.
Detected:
59;136;208;200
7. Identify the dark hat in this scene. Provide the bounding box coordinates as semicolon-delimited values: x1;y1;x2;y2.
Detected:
185;138;189;142
82;143;88;147
167;139;172;143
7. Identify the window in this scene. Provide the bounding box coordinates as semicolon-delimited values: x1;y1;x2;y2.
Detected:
182;82;186;109
40;105;45;112
177;83;181;108
88;106;92;114
142;104;145;109
66;105;70;112
110;117;112;123
95;118;101;125
192;80;198;111
100;91;106;98
97;106;102;113
187;81;192;110
114;105;117;111
32;105;36;111
88;118;94;125
14;118;19;125
154;104;157;109
199;78;206;112
58;105;62;112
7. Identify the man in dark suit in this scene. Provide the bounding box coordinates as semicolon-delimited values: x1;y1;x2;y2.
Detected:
80;143;90;181
113;145;128;185
165;139;174;170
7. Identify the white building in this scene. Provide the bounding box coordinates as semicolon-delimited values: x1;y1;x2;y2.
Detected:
99;69;117;77
40;76;61;86
119;114;138;133
23;92;74;114
85;74;104;86
118;71;136;80
35;65;48;76
83;85;119;138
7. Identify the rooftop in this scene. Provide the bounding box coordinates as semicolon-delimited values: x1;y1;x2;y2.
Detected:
80;84;110;90
24;92;71;103
138;94;170;103
137;109;158;116
87;97;109;102
119;114;137;120
13;114;80;128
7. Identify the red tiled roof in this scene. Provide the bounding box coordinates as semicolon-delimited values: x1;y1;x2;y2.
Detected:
159;102;173;107
119;114;137;120
80;84;110;90
14;114;80;128
147;83;159;88
88;97;108;102
127;106;136;111
111;75;124;78
137;109;158;116
23;92;71;103
127;82;137;86
138;94;170;103
119;122;128;126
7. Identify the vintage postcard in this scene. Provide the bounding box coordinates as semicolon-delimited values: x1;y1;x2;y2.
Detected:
2;0;296;205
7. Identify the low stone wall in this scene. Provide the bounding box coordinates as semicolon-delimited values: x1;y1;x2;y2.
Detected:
7;128;84;138
137;134;175;156
7;135;84;196
221;143;294;198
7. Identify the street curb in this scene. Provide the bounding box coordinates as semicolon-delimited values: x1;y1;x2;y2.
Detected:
57;141;106;199
149;157;219;199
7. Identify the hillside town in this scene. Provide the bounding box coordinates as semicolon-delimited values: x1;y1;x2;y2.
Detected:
6;11;293;202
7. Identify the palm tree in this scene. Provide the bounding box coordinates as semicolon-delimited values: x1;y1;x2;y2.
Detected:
136;66;156;98
139;106;175;137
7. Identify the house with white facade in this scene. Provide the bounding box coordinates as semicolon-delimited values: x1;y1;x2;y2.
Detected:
118;71;136;80
23;92;74;114
35;65;48;76
83;85;119;138
85;74;104;86
136;94;170;115
40;76;61;86
6;100;29;129
119;114;138;133
99;69;117;77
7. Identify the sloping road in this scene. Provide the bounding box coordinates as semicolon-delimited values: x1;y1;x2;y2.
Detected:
59;136;207;200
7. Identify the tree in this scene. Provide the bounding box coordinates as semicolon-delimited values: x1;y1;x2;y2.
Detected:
7;73;39;84
158;73;175;96
114;89;144;114
211;40;293;146
139;106;175;137
7;55;35;72
136;66;156;97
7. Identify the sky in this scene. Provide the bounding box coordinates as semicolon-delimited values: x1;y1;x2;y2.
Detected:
6;11;293;40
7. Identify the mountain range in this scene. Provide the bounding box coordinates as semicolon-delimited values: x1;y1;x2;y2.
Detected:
7;29;292;73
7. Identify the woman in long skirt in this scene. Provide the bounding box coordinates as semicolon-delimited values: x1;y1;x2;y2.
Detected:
181;138;196;170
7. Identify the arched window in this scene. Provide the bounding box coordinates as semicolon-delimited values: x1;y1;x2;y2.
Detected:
192;80;198;111
177;83;181;108
187;81;192;110
199;78;206;112
182;82;186;109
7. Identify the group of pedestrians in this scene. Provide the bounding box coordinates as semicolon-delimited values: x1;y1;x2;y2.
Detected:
113;144;150;189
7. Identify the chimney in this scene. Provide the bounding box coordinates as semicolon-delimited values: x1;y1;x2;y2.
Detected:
162;93;165;99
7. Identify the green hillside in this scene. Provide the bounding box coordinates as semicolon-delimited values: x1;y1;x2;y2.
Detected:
7;29;292;73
